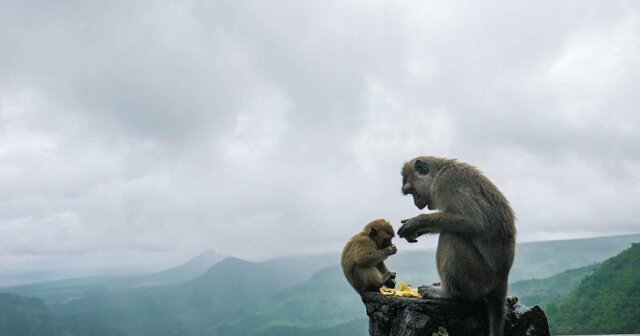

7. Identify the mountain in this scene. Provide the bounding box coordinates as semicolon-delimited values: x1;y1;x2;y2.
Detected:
50;255;342;336
0;293;57;336
4;233;638;336
0;292;130;336
546;242;640;334
196;263;370;336
510;233;640;282
1;250;226;305
1;276;121;306
508;263;599;307
121;250;227;288
215;265;362;334
50;257;280;336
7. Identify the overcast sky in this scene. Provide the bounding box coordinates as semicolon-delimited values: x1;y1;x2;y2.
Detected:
1;0;639;285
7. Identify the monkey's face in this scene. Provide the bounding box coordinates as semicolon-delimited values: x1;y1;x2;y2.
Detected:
374;229;394;249
402;182;429;210
402;159;433;210
366;219;395;248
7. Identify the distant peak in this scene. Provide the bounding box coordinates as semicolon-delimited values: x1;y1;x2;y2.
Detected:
196;250;223;257
180;250;226;267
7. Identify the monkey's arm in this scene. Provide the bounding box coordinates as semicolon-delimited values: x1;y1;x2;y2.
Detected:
354;249;391;267
398;212;478;240
421;212;479;234
352;238;397;267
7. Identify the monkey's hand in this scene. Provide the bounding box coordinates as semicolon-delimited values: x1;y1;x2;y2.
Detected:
384;244;398;256
398;216;427;243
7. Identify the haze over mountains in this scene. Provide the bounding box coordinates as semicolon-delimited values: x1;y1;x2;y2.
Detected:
2;250;227;305
1;233;639;335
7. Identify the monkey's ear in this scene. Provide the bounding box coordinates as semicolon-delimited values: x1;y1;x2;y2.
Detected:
414;160;429;175
369;227;378;239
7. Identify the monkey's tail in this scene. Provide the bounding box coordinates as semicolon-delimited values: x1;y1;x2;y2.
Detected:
486;285;507;336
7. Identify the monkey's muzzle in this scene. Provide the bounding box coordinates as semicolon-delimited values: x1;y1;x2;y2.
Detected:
413;196;428;210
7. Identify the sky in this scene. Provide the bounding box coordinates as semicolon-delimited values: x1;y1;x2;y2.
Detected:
1;0;639;286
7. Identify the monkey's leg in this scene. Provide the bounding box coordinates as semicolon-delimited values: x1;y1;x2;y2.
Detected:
376;261;393;275
437;233;496;300
359;268;386;292
486;283;507;336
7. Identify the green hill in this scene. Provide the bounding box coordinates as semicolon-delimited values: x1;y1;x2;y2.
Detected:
510;233;640;282
547;242;640;334
509;263;599;307
215;265;363;335
51;255;342;336
51;258;290;335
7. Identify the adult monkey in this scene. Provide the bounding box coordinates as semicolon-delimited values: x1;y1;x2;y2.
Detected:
398;156;516;336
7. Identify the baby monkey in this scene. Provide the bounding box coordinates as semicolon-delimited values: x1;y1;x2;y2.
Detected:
342;219;397;294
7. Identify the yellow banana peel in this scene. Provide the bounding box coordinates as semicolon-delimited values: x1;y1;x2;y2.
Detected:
379;281;420;298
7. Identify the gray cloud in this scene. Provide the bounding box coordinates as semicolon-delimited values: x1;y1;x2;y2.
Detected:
1;0;639;285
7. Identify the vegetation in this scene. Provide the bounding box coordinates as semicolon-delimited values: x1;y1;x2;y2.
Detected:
509;263;599;307
547;242;640;334
0;293;56;336
253;319;368;336
510;233;640;282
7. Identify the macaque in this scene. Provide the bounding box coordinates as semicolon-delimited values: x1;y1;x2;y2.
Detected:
398;156;516;336
342;219;397;294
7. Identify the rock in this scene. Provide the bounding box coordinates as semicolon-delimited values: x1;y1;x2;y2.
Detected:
362;292;549;336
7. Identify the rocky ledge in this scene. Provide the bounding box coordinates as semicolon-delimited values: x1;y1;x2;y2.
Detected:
362;292;549;336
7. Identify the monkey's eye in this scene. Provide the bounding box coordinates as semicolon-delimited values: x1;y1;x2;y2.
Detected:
414;159;429;175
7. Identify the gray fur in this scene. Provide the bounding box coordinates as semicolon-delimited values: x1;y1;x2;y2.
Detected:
398;156;516;336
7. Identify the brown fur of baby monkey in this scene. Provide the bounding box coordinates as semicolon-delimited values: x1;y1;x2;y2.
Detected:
398;156;516;336
341;219;397;294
